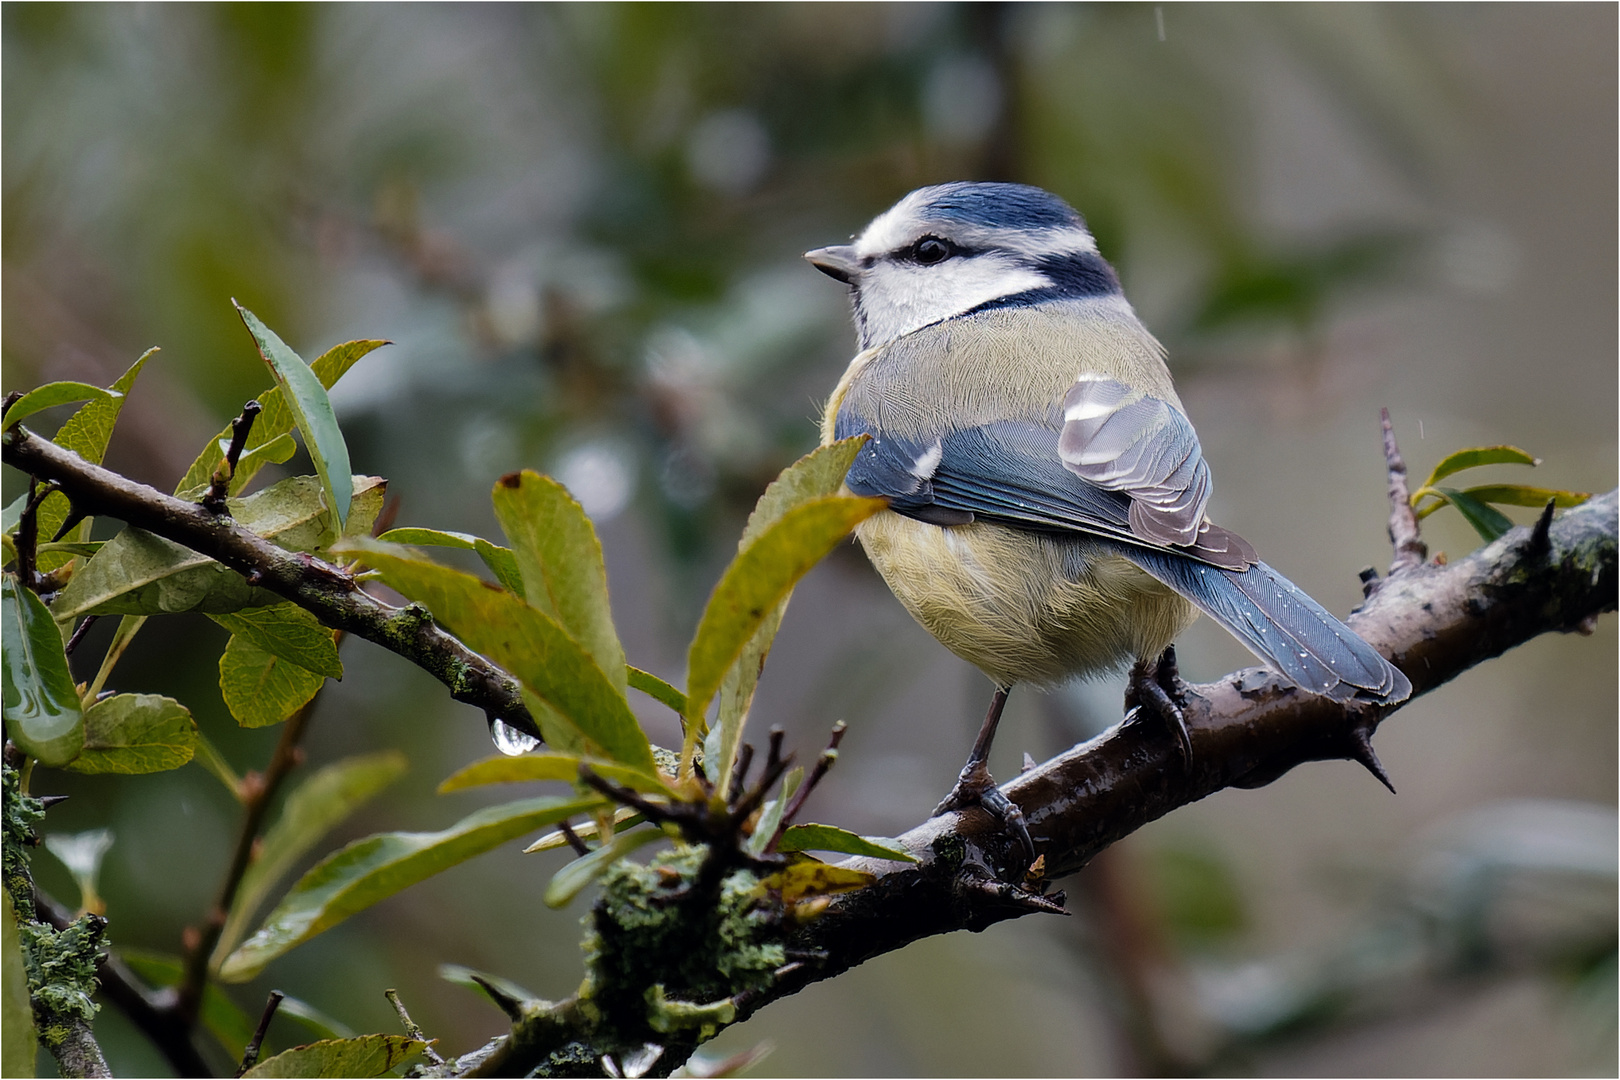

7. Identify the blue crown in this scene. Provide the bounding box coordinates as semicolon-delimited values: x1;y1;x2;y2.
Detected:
912;182;1085;231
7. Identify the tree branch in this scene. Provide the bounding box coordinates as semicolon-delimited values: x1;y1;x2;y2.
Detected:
0;423;540;740
7;418;1613;1077
749;487;1617;1023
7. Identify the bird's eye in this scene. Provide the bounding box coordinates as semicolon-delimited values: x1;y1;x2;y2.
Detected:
913;237;952;265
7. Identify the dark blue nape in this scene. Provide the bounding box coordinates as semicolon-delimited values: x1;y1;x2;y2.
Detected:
916;182;1083;231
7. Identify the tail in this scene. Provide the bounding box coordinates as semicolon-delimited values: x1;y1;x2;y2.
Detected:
1122;547;1411;704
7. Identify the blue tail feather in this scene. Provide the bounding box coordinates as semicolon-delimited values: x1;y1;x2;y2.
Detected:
1122;547;1411;703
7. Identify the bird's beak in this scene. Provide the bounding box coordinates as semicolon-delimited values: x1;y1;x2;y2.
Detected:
804;245;860;284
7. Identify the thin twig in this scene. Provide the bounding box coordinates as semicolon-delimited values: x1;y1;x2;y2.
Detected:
16;477;44;590
386;988;445;1065
557;820;590;857
203;400;262;514
771;722;846;850
177;683;324;1025
63;614;100;657
236;990;284;1076
1381;408;1427;574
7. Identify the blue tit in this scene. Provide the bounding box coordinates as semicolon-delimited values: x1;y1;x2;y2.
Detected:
807;182;1411;859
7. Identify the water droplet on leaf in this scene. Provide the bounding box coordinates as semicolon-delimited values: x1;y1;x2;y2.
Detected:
491;719;540;756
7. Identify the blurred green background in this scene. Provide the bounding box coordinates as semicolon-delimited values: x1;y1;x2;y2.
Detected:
5;4;1615;1076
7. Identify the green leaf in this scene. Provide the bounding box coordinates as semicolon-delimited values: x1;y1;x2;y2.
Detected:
1420;445;1539;489
215;751;408;967
777;824;917;862
1454;484;1590;510
231;431;298;484
120;949;257;1058
2;575;84;766
36;542;102;559
218;795;603;982
50;527;282;621
492;470;627;694
376;528;524;594
740;437;871;546
745;768;802;858
696;438;871;790
84;614;145;704
3;899;37;1078
331;538;655;773
209;603;342;680
627;666;686;715
190;729;243;796
543;826;665;908
36;349;156;573
241;1035;427;1079
62;693;195;775
42;829;114;913
170;475;387;555
760;858;874;903
1;495;25;535
275;995;356;1042
176;339;388;496
218;636;327;729
2;381;116;431
683;494;884;754
1433;486;1516;542
437;753;668;796
233;303;353;531
50;476;386;622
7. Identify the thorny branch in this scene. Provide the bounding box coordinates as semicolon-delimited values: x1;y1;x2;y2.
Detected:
461;435;1616;1076
3;415;1614;1078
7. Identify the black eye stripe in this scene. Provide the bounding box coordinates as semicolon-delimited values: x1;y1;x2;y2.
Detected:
890;235;970;265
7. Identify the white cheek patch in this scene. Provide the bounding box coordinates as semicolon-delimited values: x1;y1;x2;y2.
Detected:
858;254;1049;346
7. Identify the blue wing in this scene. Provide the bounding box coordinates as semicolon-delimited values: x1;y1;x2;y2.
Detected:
834;409;1409;703
836;410;1252;570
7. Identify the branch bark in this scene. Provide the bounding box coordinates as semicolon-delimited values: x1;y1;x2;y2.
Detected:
1;423;540;740
754;486;1617;1021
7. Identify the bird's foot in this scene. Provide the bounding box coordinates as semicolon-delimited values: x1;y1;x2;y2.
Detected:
933;758;1036;869
1127;645;1194;768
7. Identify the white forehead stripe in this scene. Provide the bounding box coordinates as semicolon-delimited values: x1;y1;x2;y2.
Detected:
855;209;1097;260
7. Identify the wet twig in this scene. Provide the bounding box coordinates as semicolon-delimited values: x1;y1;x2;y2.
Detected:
236;990;284;1076
202;400;262;515
1381;408;1428;575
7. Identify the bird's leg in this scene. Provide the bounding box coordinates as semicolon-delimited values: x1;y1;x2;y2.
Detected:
932;687;1036;867
1126;645;1193;768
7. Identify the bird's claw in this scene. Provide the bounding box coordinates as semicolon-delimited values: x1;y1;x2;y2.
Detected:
933;759;1037;870
1127;645;1193;768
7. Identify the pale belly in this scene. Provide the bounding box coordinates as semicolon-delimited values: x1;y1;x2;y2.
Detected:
855;510;1197;689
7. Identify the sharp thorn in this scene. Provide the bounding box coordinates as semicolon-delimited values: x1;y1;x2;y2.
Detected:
38;795;70;809
1528;498;1556;557
1021;752;1037;773
467;974;526;1022
1349;729;1396;794
50;507;89;544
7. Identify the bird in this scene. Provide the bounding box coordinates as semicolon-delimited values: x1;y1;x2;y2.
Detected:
806;181;1411;862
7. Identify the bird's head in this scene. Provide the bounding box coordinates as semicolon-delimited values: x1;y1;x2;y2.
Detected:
806;181;1123;350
